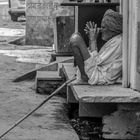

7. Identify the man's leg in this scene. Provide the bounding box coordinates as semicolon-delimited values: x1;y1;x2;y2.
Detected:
69;33;90;82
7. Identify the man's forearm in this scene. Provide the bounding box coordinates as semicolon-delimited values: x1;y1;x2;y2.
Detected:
89;39;97;52
88;31;98;52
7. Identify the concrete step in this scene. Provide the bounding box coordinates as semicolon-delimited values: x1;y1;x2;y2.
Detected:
36;71;62;80
56;56;74;70
61;63;140;103
61;63;76;80
14;56;73;82
35;71;63;94
34;57;73;95
61;63;140;117
61;63;140;139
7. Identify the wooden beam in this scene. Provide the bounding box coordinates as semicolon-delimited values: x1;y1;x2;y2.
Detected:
122;0;129;87
61;2;120;6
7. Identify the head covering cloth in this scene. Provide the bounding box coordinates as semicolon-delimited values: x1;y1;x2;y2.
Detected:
102;9;123;34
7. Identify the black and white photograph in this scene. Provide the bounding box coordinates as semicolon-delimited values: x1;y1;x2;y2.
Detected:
0;0;139;140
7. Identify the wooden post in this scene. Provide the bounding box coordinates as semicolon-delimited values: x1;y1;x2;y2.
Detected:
75;6;78;33
8;0;11;8
129;0;140;91
122;0;130;88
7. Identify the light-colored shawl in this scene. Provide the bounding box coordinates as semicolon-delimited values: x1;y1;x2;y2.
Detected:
84;34;122;85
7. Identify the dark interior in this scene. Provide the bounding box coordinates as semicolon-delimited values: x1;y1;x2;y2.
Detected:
78;3;119;51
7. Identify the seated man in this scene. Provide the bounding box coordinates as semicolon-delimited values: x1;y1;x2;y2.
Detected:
69;9;123;85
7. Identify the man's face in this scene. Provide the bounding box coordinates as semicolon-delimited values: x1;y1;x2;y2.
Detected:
101;22;116;41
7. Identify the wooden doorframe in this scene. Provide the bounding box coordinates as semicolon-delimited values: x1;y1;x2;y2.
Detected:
122;0;130;88
8;0;11;8
128;0;140;91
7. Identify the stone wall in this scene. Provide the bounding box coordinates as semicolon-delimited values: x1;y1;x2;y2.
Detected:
26;0;74;46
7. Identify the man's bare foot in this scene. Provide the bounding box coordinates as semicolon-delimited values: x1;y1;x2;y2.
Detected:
81;75;89;82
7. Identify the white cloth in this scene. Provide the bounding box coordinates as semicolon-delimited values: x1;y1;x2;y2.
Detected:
84;34;122;85
76;66;82;81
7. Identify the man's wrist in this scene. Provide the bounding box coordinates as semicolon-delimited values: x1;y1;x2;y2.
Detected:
90;41;97;51
89;36;97;42
90;39;97;44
